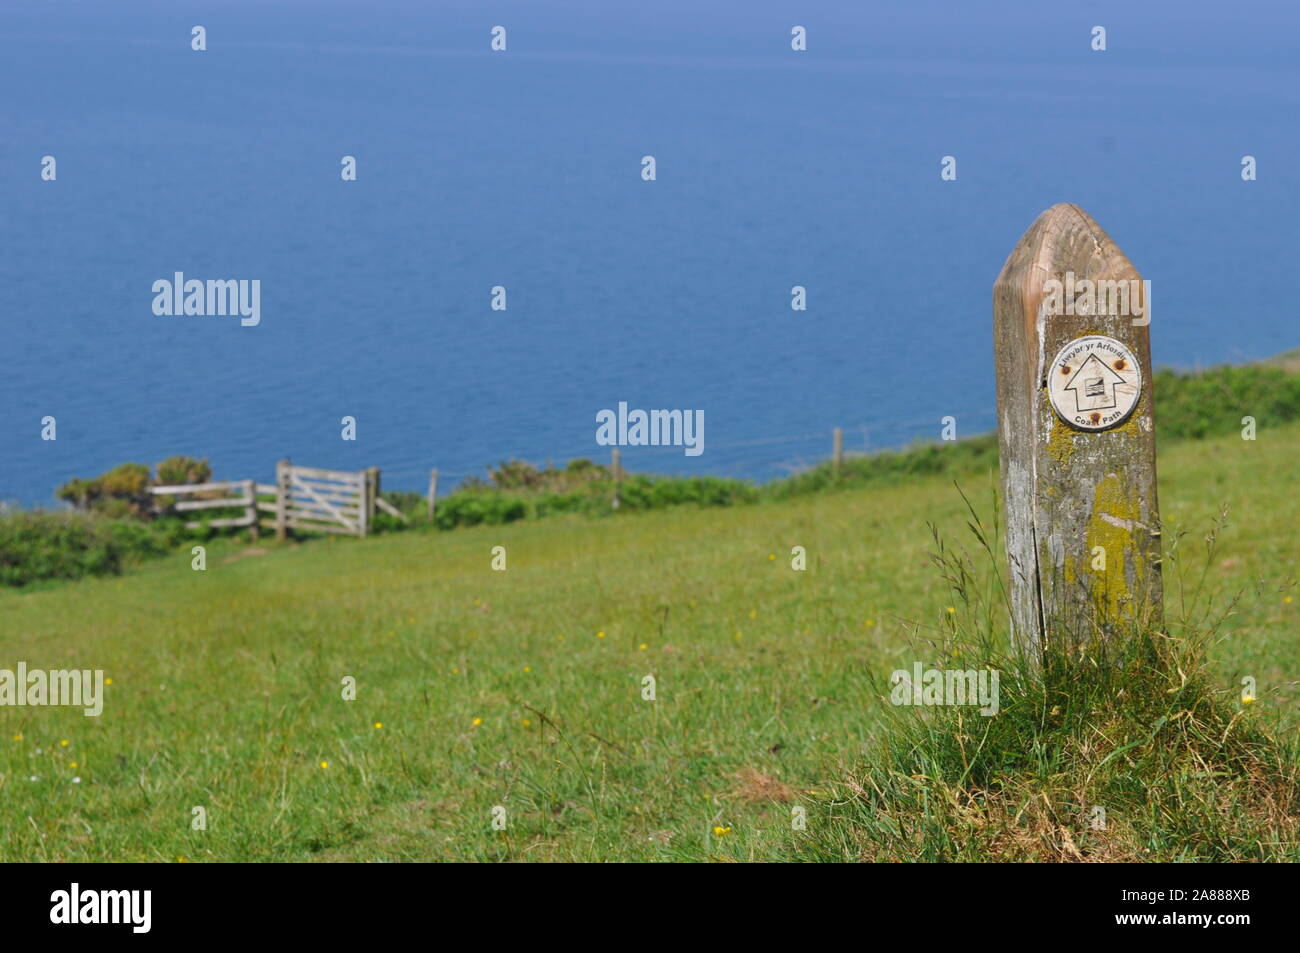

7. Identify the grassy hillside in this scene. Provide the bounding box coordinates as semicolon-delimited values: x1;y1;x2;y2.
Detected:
1;423;1296;861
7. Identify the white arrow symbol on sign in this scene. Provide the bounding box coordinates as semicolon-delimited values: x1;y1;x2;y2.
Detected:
1063;353;1125;412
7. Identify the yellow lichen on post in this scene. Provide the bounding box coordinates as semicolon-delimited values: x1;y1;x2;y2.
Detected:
1046;415;1076;469
1085;473;1139;624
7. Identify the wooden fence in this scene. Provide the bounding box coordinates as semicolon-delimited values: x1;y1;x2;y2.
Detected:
149;480;260;535
152;461;408;540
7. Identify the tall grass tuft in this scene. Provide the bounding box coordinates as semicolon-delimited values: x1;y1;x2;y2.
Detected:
809;486;1300;861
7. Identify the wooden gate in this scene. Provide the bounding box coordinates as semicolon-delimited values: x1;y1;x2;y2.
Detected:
264;462;374;539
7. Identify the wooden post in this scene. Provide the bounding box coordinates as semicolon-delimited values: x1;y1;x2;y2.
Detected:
427;468;439;521
832;427;844;478
993;203;1161;660
245;479;258;541
275;460;290;541
361;467;379;537
611;448;621;510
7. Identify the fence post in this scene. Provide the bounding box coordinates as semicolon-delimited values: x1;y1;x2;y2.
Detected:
611;448;621;510
245;479;258;541
427;468;439;522
361;467;379;537
832;427;844;478
275;460;290;541
358;469;368;538
993;203;1161;662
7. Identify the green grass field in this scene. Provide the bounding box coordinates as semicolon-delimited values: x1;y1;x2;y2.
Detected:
2;423;1297;861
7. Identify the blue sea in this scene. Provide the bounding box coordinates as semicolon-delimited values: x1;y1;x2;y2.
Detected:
2;0;1296;506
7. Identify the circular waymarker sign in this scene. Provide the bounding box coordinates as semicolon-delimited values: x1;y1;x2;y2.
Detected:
1046;335;1142;432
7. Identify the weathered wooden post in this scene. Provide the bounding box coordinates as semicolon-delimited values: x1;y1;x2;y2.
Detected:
832;427;844;478
245;478;258;541
427;468;439;521
362;466;379;537
611;448;621;510
993;204;1161;660
275;459;290;541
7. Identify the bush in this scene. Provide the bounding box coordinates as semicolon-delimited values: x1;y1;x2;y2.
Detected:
53;477;101;510
97;462;150;499
531;491;588;519
432;492;528;530
156;456;212;487
764;434;1000;501
1154;365;1300;440
462;458;612;494
59;457;220;522
619;475;757;510
0;510;169;587
57;462;153;519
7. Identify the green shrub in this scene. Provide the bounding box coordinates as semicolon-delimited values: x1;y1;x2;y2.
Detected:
619;475;757;510
0;510;169;587
156;456;212;487
764;434;999;501
461;457;612;493
432;492;528;530
53;477;101;510
1154;365;1300;439
57;462;153;518
532;491;588;519
98;462;150;500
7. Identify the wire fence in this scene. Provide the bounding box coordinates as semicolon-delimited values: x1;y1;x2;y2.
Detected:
377;407;998;489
